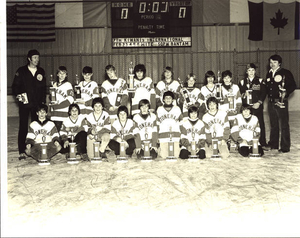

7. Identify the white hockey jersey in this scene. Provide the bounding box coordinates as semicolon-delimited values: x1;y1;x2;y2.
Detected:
202;110;230;143
85;111;111;135
77;80;100;115
180;118;206;148
181;87;202;118
156;105;182;142
60;114;88;141
133;112;158;148
131;77;156;115
50;81;74;122
110;118;135;141
155;79;181;105
200;85;218;110
26;119;60;144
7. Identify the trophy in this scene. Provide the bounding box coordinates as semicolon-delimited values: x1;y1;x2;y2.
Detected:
17;93;29;104
245;79;253;105
276;75;286;108
227;88;235;111
49;74;57;104
188;129;199;161
91;132;102;163
249;131;261;159
211;130;221;160
115;81;124;107
166;126;176;161
141;127;152;161
39;134;50;165
216;70;223;102
67;128;80;164
74;74;82;100
178;77;191;104
128;61;135;92
117;129;128;163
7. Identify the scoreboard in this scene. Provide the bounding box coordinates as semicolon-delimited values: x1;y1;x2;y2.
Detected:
111;1;192;48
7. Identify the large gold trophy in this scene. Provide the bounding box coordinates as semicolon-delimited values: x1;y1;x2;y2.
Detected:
166;126;176;161
117;129;128;163
49;74;57;104
67;128;80;164
210;128;221;160
188;129;199;161
39;134;50;165
141;127;152;161
216;70;223;102
249;131;261;159
91;132;102;163
128;61;135;92
74;74;82;100
227;88;235;111
275;75;286;109
245;80;253;105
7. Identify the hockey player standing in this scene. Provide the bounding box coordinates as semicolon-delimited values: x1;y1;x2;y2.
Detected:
49;66;75;131
202;97;230;159
156;91;183;159
179;106;206;159
231;104;264;157
131;64;156;115
25;104;61;163
101;65;129;123
200;71;218;112
133;99;158;159
75;66;100;116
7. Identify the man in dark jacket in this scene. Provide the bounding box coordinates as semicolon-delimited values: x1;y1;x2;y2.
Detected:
265;55;296;153
238;63;268;149
12;49;47;160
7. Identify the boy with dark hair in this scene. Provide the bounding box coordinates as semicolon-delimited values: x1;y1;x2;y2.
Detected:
25;104;61;163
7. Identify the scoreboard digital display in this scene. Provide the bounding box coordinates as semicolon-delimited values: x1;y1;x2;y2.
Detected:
111;1;192;48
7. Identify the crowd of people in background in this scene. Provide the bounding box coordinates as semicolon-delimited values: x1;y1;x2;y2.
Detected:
12;49;297;163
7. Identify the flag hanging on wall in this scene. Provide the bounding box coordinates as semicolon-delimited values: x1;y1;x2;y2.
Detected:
7;4;55;42
248;0;300;41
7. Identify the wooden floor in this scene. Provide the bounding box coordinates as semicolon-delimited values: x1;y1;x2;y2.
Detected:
3;112;300;237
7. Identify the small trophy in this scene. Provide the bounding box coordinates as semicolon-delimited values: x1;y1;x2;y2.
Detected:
166;126;176;161
249;131;261;159
128;61;135;92
141;127;152;162
245;79;253;105
17;93;29;104
188;129;199;161
216;70;223;102
227;88;235;111
74;74;82;100
49;74;57;104
117;129;128;163
276;75;286;108
91;132;102;163
39;134;50;165
67;128;80;164
211;131;221;160
178;77;191;104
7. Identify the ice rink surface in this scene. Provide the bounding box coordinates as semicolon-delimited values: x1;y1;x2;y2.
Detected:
3;112;300;237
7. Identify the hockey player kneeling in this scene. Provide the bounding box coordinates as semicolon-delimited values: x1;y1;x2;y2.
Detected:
179;106;206;160
25;104;61;165
231;104;264;158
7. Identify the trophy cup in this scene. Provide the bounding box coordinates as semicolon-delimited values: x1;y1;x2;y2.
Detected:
245;79;253;105
39;134;50;165
166;126;176;161
211;130;221;160
227;88;235;111
216;70;223;102
128;61;135;92
188;129;199;161
91;132;102;163
249;131;261;159
276;76;286;109
49;74;57;104
178;77;191;104
74;74;82;100
117;129;128;163
141;127;152;162
67;128;80;164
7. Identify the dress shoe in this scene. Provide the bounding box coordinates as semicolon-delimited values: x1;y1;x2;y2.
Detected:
278;149;290;153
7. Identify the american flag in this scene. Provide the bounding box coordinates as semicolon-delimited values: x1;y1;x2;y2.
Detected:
7;4;55;42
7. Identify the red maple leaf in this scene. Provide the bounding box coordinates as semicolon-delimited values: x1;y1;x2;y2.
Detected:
270;9;288;35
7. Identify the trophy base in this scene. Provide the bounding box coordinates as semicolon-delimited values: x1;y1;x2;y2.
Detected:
38;160;50;166
67;157;80;164
230;143;237;152
166;156;177;161
210;154;222;160
141;156;152;162
91;157;102;163
249;153;261;160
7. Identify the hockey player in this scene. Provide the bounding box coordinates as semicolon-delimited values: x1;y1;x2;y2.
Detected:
200;70;218;112
75;66;100;116
156;91;183;159
179;106;206;159
49;66;75;131
60;104;88;160
101;65;129;123
155;66;181;108
238;63;268;149
131;64;156;115
179;73;204;119
219;70;242;127
202;97;230;159
231;104;264;157
85;97;111;159
25;104;61;163
133;99;158;159
108;106;136;157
